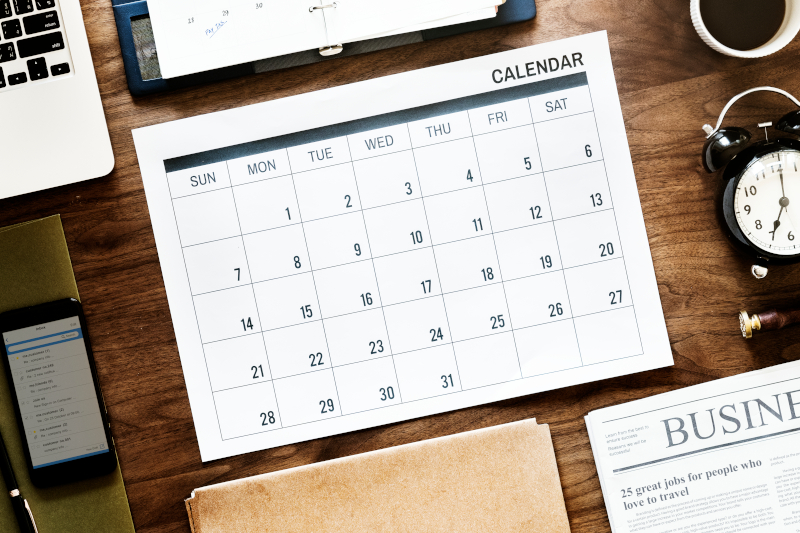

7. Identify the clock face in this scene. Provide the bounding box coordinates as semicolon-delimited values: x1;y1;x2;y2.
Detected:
734;149;800;256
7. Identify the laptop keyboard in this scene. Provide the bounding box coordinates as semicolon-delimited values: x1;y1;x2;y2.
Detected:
0;0;72;93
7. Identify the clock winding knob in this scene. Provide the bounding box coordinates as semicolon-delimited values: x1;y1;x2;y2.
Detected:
751;265;768;279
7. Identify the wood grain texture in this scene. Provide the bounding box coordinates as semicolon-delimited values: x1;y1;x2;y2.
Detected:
3;0;800;531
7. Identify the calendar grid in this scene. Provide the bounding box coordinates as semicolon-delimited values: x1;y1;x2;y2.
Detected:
179;201;616;272
526;98;584;367
177;159;615;251
187;267;635;348
212;342;646;409
165;75;648;440
219;348;650;442
163;174;227;442
404;122;465;393
210;307;636;397
343;135;405;404
224;160;286;431
464;111;524;376
283;148;345;422
584;83;646;356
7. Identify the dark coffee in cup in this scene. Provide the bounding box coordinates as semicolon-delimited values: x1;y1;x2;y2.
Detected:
699;0;785;51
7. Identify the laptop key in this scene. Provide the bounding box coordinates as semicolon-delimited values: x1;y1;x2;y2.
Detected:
50;61;67;75
12;0;32;15
16;30;62;57
0;0;11;19
8;71;26;84
1;18;21;39
26;56;45;79
23;10;58;34
34;0;54;8
0;66;5;88
0;42;14;62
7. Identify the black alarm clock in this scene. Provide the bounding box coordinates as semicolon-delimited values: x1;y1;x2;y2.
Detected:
702;87;800;278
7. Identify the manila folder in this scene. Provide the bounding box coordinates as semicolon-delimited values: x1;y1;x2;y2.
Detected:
185;418;570;533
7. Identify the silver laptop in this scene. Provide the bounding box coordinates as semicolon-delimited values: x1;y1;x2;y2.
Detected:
0;0;113;199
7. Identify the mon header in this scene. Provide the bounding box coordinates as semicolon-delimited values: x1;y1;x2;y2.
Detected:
492;52;585;84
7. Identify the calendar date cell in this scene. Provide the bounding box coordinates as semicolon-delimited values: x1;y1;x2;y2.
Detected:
534;112;603;172
362;199;431;257
574;307;642;365
333;357;400;415
472;125;542;184
544;161;612;220
563;258;631;317
393;344;461;402
424;187;492;245
515;320;581;377
194;285;261;343
272;369;341;426
303;211;372;270
312;261;381;318
253;272;320;330
443;284;511;342
483;173;551;232
174;188;241;247
205;334;271;391
262;321;329;379
352;150;421;209
292;161;360;221
233;175;301;234
244;224;310;282
434;235;501;293
412;137;483;196
213;382;282;439
373;248;440;306
383;297;450;354
554;210;621;268
322;308;391;366
493;224;561;281
183;236;251;295
504;271;572;329
452;332;521;389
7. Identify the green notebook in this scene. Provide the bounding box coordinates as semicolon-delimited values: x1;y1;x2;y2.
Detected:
0;215;135;533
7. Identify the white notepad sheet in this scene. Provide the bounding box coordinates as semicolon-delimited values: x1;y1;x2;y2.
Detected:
147;0;498;79
133;31;673;461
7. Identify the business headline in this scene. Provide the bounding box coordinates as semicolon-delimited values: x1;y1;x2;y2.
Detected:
619;458;763;511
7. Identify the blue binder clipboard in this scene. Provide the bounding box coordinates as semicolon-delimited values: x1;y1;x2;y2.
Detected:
113;0;536;96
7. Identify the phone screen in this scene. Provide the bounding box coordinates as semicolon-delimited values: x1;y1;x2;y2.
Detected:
3;316;110;469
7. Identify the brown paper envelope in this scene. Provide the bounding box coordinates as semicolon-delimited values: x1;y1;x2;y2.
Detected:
0;215;135;533
186;418;570;533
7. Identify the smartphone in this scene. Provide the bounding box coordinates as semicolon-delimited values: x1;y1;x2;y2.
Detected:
0;298;117;486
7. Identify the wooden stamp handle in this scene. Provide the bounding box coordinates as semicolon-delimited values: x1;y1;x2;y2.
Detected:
739;307;800;338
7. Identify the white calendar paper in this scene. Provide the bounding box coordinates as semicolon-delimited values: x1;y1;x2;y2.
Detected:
147;0;496;79
133;32;672;462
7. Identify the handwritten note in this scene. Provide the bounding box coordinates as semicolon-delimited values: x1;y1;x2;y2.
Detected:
205;20;227;38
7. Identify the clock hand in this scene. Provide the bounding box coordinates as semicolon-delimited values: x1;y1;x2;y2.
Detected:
781;172;786;197
772;206;785;241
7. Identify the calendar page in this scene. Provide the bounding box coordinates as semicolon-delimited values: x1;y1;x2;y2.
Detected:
133;31;672;462
147;0;497;79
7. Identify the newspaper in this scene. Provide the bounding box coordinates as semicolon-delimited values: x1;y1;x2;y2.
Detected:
586;362;800;533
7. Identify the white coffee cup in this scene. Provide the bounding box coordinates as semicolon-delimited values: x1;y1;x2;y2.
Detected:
690;0;800;57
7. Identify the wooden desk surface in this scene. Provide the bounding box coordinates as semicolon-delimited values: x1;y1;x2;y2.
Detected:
3;1;800;531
